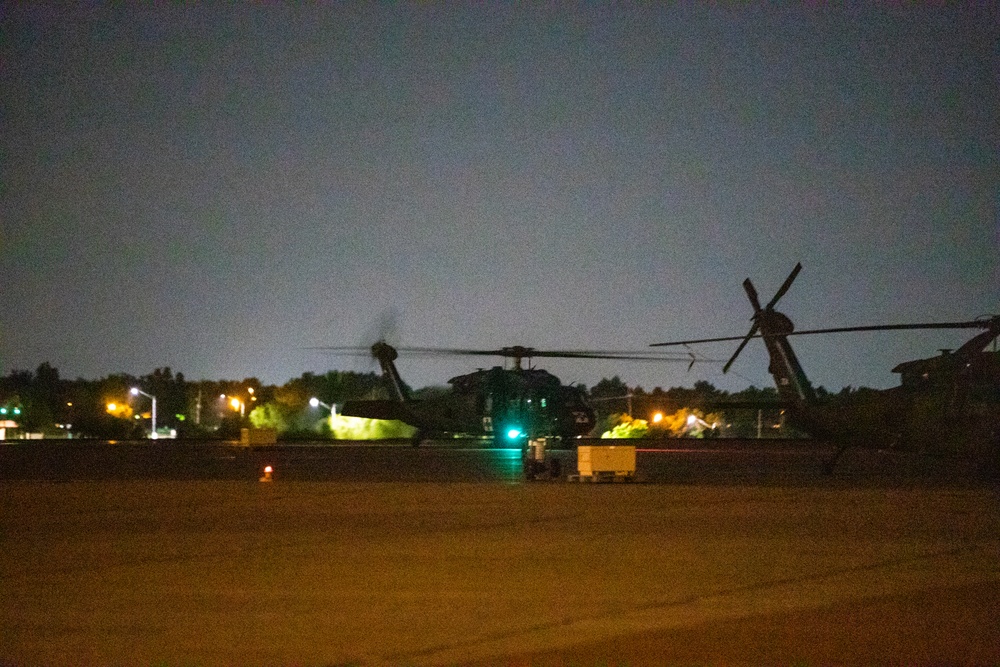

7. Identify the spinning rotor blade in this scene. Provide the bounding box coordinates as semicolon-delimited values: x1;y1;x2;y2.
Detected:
394;346;716;363
511;350;719;362
307;346;378;355
313;344;718;363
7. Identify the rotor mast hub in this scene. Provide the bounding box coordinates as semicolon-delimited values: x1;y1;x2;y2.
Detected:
758;310;795;336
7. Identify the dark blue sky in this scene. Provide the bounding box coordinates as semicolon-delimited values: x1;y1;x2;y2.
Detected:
3;5;997;392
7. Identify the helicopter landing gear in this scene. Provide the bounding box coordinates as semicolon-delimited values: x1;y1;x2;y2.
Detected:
523;438;562;481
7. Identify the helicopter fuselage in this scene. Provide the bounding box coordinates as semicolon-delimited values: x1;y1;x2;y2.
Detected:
341;343;596;445
741;270;1000;467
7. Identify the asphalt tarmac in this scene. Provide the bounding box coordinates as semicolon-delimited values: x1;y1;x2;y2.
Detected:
0;437;992;487
2;441;998;665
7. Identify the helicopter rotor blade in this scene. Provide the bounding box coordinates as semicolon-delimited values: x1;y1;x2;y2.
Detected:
764;320;992;337
743;279;763;314
651;334;760;347
766;262;802;310
650;318;995;348
520;350;721;362
723;323;758;374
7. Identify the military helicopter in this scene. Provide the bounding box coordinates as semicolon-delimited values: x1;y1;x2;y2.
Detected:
328;340;714;447
651;263;1000;472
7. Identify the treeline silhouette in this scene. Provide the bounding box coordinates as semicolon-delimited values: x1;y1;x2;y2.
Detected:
1;363;804;440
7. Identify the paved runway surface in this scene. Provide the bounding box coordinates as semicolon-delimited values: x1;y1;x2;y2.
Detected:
2;441;998;665
0;438;993;486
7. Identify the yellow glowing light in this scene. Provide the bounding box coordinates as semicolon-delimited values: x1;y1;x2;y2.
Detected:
107;403;117;412
230;398;241;411
652;412;664;424
328;414;417;440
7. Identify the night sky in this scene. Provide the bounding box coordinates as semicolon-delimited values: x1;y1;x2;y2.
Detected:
3;5;997;393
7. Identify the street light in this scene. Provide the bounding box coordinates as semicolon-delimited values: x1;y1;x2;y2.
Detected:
220;387;256;418
220;394;247;417
130;387;157;439
684;413;717;437
309;397;337;417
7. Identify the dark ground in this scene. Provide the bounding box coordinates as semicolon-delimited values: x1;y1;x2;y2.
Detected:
1;440;998;666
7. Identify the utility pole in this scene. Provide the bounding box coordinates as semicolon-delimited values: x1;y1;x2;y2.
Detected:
195;387;202;426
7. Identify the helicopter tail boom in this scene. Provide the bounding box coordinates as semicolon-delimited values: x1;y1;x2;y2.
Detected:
371;341;411;404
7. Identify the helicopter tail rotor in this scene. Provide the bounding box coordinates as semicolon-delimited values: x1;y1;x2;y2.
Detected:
722;264;801;374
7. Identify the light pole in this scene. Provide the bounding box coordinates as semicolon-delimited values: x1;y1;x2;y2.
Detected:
130;387;157;439
309;397;337;419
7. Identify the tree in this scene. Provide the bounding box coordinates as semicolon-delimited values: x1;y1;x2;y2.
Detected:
600;414;649;438
248;403;288;433
590;376;629;399
588;376;634;433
